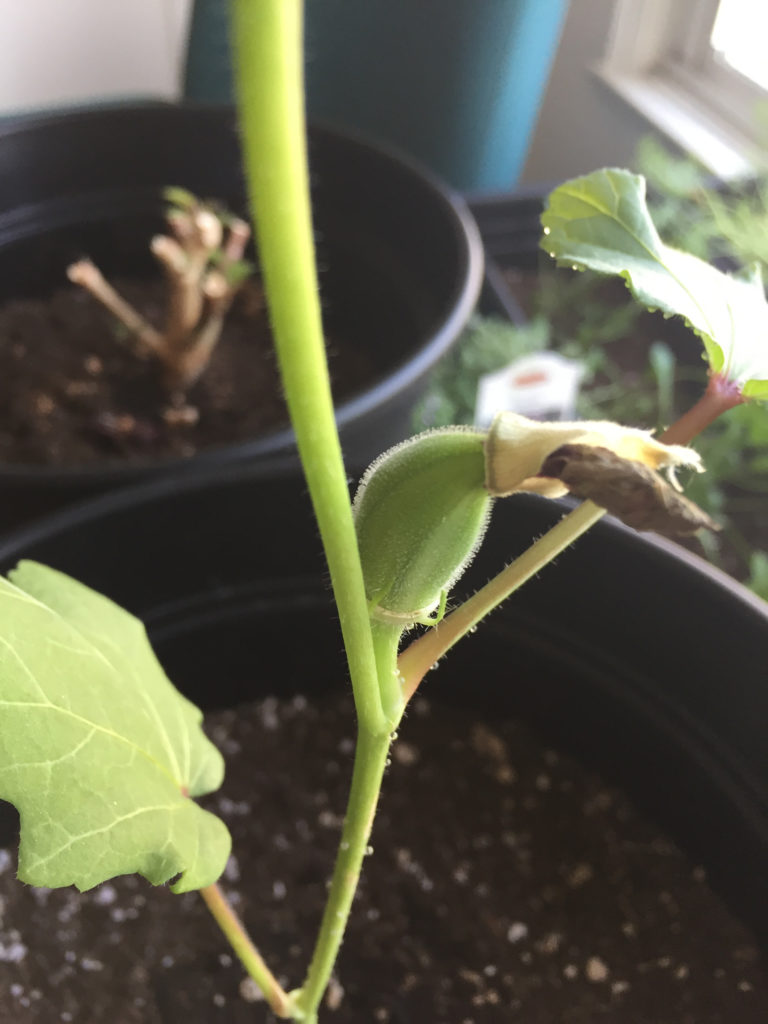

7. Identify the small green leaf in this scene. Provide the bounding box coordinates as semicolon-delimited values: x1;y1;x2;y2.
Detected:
541;168;768;399
163;185;199;211
0;562;230;894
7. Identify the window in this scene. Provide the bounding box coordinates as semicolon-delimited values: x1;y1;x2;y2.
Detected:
598;0;768;180
711;0;768;92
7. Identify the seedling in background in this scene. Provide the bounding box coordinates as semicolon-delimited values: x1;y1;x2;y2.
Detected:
67;187;253;401
0;5;766;1023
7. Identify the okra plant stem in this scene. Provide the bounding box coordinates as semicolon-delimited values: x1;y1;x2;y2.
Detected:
227;1;398;1017
230;0;384;738
295;727;393;1020
295;622;403;1019
223;4;739;1017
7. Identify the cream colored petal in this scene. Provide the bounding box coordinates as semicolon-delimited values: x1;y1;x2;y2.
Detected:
484;412;702;498
517;476;569;498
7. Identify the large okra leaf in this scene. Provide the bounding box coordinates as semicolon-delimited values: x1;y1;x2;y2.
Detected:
0;561;230;893
541;168;768;399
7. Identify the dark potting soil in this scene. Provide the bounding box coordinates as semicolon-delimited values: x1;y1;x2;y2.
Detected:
0;280;374;466
0;692;765;1023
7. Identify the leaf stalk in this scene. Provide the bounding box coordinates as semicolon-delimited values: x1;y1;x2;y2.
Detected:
200;883;293;1017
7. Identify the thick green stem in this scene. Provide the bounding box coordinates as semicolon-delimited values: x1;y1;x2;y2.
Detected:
295;621;401;1018
200;883;293;1018
295;728;394;1018
371;620;407;727
230;0;384;737
398;501;606;699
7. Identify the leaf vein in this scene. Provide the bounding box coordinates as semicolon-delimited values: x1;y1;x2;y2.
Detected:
26;802;184;874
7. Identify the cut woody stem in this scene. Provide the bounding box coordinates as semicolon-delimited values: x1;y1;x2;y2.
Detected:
67;199;251;394
66;261;163;357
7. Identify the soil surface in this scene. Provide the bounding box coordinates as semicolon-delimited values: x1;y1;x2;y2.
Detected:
0;691;765;1023
0;279;373;466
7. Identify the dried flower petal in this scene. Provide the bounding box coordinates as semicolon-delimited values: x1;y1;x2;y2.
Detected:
484;412;702;498
539;444;719;537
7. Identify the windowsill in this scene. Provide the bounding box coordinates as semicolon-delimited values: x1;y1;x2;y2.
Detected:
595;63;764;181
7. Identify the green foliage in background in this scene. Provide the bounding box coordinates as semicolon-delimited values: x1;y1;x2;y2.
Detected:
419;141;768;598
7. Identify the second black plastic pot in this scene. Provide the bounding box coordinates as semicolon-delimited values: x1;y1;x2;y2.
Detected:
0;467;765;945
0;103;483;528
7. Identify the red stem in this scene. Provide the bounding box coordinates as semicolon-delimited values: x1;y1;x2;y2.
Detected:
660;373;744;445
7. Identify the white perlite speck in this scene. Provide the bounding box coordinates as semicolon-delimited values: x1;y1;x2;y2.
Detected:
239;977;265;1003
260;697;280;730
507;922;528;944
272;880;287;900
92;884;117;906
0;939;27;963
586;956;609;982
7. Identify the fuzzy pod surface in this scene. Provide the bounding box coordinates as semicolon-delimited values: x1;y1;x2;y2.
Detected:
352;428;491;622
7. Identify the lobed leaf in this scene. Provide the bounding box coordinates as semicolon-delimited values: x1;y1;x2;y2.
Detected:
541;168;768;399
0;562;230;893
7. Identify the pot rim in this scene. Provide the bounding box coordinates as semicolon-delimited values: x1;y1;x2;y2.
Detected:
0;455;764;624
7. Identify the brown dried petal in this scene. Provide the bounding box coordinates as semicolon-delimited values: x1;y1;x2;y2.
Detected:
539;444;720;538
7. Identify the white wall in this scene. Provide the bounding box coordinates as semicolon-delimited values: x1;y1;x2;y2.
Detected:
0;0;657;186
521;0;658;185
0;0;191;116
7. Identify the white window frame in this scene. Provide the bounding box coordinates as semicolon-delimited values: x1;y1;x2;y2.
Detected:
596;0;768;180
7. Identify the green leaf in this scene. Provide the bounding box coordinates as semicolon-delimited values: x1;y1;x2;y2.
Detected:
0;561;230;894
541;168;768;399
163;185;199;211
747;550;768;601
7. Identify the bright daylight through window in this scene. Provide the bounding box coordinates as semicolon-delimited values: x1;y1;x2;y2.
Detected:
711;0;768;91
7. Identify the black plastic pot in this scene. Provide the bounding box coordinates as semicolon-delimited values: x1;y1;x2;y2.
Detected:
0;103;483;528
0;468;765;946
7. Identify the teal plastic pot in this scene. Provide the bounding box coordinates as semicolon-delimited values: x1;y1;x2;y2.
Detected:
185;0;569;192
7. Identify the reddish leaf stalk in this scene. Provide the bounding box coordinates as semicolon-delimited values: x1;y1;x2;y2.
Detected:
659;373;744;445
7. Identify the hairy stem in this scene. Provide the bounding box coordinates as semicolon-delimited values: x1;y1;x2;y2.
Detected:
398;500;606;700
295;727;392;1019
296;624;402;1018
232;1;395;1016
231;0;383;736
200;883;292;1017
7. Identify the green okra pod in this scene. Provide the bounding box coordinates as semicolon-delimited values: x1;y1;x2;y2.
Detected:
352;428;491;625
